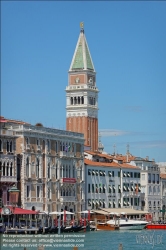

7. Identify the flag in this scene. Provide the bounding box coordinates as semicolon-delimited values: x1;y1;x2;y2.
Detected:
64;210;66;224
68;145;71;151
135;184;138;194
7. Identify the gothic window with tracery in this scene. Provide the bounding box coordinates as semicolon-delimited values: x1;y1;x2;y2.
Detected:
36;158;40;178
7;141;9;152
0;140;2;151
7;162;9;176
3;163;5;176
48;163;50;179
10;141;12;152
10;162;12;176
26;157;29;177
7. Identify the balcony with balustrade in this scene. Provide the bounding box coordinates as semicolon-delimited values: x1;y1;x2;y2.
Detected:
60;151;75;158
60;196;76;202
0;176;17;183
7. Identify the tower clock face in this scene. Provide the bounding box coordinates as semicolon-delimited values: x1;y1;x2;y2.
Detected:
88;76;95;85
3;207;10;215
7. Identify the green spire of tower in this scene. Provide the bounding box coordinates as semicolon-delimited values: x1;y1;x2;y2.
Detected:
69;23;95;72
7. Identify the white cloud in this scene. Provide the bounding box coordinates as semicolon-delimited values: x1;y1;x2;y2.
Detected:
132;140;166;149
99;129;129;137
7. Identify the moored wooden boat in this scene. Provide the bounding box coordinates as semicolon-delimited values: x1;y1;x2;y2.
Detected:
97;222;119;231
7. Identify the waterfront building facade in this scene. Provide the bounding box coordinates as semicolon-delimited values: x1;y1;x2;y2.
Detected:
5;120;85;216
0;117;18;207
160;173;166;219
130;157;161;220
66;23;99;151
84;151;141;211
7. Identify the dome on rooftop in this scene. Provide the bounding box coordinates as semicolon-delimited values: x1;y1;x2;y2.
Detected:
35;123;43;127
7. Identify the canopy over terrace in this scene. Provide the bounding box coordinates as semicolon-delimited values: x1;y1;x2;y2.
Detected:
90;210;109;221
0;206;38;215
100;208;149;216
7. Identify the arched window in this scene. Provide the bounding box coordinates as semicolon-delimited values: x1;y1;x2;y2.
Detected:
63;142;65;151
65;143;68;152
81;96;84;104
66;166;68;178
7;162;9;176
37;139;39;146
10;141;12;152
63;188;65;196
66;189;68;196
69;166;70;178
93;97;96;105
10;162;12;176
48;163;50;179
78;97;80;104
74;97;77;105
3;163;5;176
7;141;9;152
55;164;58;179
63;165;65;177
60;166;62;178
69;188;71;196
26;157;29;177
36;158;39;178
71;97;73;105
0;140;2;152
88;97;91;105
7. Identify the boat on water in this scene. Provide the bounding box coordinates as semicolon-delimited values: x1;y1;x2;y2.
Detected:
106;219;148;230
97;222;119;231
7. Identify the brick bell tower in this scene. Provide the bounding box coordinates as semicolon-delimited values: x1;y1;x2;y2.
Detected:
66;23;99;151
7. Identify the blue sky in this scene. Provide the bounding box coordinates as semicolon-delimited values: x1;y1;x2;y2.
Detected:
2;1;166;161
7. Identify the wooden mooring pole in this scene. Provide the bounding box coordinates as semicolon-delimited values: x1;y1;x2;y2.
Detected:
73;247;78;250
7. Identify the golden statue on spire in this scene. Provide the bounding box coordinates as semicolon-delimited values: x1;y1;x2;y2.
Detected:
80;22;84;30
